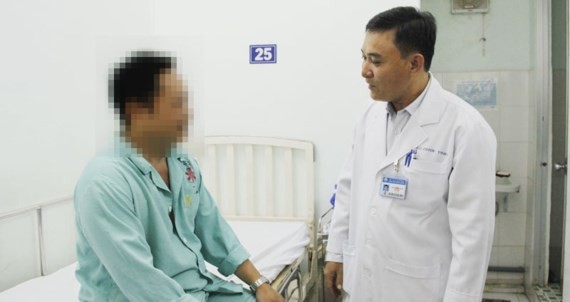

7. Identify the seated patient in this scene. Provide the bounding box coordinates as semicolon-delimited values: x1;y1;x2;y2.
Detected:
74;51;283;302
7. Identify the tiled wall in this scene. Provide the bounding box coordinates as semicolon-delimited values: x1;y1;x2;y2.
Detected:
432;71;535;287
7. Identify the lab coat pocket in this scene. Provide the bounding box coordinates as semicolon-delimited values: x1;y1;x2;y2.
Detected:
381;258;440;302
409;159;448;175
341;243;358;296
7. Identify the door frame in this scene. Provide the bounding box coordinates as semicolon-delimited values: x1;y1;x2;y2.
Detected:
533;0;552;289
563;0;570;299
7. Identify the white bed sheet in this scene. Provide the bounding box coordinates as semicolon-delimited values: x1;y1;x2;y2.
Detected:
207;220;310;286
0;220;309;301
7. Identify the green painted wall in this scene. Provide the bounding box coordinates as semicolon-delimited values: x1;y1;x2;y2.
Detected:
421;0;534;72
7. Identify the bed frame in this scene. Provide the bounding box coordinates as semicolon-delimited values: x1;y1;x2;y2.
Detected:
0;195;75;291
203;136;316;301
0;136;317;301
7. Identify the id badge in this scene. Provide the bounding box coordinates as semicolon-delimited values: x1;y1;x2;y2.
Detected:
380;175;408;200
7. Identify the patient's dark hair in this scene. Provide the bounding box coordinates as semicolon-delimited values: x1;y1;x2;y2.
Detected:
109;51;176;125
366;7;436;71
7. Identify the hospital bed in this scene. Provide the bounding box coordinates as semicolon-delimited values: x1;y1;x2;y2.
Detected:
0;136;317;302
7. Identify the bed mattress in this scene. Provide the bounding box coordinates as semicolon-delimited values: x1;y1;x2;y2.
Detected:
0;220;310;301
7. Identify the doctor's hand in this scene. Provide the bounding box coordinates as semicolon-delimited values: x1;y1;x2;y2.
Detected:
255;284;285;302
324;261;343;299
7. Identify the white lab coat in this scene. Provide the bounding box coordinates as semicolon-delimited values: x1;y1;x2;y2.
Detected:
326;77;496;302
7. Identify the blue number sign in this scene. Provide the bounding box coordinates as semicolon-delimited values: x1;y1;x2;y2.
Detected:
249;44;277;64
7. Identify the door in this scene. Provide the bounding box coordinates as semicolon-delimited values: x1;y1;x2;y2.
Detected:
550;0;568;286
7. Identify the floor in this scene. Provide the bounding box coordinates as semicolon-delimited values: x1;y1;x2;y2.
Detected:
306;288;561;302
482;284;563;302
483;292;530;302
534;284;563;302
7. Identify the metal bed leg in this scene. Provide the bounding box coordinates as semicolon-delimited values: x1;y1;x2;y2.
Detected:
279;266;304;301
37;208;46;276
317;207;334;302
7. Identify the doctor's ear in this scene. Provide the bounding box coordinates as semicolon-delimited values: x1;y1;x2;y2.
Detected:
409;54;425;73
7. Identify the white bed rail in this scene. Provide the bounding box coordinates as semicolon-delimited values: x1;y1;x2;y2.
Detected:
0;195;75;291
203;136;317;301
203;136;315;224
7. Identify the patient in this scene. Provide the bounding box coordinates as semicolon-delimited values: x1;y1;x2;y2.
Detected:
74;51;283;302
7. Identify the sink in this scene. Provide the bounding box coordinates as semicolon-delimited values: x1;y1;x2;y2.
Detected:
496;183;520;193
495;181;520;213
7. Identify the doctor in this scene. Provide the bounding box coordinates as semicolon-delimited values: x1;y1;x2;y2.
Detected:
324;6;496;302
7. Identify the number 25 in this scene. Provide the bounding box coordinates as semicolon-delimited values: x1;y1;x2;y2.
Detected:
254;47;273;61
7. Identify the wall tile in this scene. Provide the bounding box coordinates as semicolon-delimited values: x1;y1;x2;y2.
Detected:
496;143;503;174
493;214;502;246
527;106;538;145
432;72;444;82
497;246;526;267
480;109;501;141
489;246;501;266
499;143;529;179
525;176;535;211
500;106;530;143
527;140;538;178
498;71;530;108
440;72;471;92
498;212;527;246
524;245;535;287
486;271;499;281
491;272;525;282
470;72;500;81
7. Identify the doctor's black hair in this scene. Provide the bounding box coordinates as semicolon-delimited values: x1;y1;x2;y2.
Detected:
109;50;176;126
366;7;436;71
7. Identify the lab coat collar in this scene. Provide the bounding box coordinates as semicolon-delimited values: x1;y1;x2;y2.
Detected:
376;75;446;172
386;77;430;117
378;113;428;172
416;74;445;127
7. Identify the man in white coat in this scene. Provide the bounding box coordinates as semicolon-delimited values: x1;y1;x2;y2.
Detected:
324;7;496;302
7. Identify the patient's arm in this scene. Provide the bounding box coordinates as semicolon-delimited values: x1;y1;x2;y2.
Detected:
193;185;251;275
189;161;283;301
234;260;285;302
234;259;263;285
192;189;284;301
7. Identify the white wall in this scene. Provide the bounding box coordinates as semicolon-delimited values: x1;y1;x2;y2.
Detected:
1;0;418;290
0;0;418;217
0;0;158;290
152;0;418;219
0;0;156;212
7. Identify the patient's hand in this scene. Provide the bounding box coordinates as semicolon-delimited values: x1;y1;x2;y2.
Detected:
255;284;285;302
324;261;343;299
